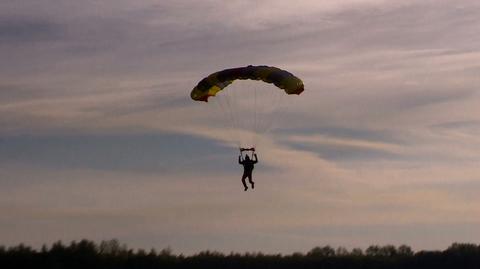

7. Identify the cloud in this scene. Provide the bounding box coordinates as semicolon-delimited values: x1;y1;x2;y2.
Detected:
0;132;235;174
0;17;62;43
284;133;406;162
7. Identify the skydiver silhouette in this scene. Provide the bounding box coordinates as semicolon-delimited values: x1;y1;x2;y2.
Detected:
239;148;258;191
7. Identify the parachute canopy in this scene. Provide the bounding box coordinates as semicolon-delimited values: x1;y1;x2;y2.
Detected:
191;65;304;102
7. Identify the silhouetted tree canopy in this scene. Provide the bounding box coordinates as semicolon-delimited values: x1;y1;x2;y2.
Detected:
1;239;480;268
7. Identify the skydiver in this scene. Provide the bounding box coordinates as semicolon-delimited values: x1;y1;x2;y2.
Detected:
238;148;258;191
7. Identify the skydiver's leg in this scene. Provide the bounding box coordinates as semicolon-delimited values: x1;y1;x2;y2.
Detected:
241;174;248;191
248;174;254;189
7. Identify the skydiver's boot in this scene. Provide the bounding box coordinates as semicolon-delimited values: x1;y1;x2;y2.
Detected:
244;186;248;191
251;181;254;189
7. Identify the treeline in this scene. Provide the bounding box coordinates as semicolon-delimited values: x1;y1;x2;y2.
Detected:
1;239;480;268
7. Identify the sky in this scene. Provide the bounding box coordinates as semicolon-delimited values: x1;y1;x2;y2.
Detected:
1;0;480;255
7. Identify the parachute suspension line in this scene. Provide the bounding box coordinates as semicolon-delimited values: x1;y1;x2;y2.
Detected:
251;85;262;147
253;85;257;147
215;86;240;148
226;83;238;142
252;86;285;147
252;86;262;147
213;93;232;146
232;82;246;147
191;65;304;151
224;84;241;148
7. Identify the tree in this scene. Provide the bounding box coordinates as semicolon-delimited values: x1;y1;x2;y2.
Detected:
366;245;381;256
307;246;335;257
99;239;126;256
398;245;413;256
351;248;363;256
335;247;349;256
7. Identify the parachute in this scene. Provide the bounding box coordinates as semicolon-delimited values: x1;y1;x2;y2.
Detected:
191;65;304;149
191;65;304;102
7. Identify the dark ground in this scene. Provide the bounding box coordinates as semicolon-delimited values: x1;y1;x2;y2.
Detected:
2;239;480;269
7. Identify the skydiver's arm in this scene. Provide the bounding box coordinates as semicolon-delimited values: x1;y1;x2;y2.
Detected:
253;153;258;163
238;155;242;164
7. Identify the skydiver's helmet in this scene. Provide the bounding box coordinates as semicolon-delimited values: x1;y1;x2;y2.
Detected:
245;155;250;160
